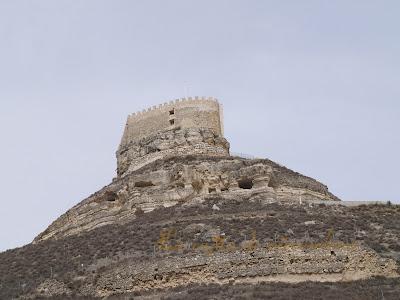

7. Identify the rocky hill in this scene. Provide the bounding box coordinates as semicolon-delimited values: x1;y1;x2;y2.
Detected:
1;187;399;299
34;153;339;243
1;102;399;299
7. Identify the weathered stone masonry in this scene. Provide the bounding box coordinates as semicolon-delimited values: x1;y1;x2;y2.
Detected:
117;97;229;176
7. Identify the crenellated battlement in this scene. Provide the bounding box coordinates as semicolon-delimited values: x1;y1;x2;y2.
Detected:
120;96;223;144
117;96;226;175
127;96;220;122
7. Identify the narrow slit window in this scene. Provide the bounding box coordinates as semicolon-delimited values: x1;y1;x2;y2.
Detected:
169;119;175;125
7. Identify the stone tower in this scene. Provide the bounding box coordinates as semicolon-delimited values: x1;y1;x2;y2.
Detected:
116;97;230;177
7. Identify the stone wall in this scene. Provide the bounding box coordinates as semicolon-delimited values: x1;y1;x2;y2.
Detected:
119;97;223;150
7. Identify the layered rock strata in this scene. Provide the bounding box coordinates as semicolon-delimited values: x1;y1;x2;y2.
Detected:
35;152;339;243
93;244;398;297
117;128;230;176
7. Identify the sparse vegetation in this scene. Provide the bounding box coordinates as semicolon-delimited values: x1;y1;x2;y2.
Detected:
1;199;399;299
124;278;400;300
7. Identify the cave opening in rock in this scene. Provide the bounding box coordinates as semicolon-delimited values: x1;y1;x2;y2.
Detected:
134;181;155;188
104;191;118;202
238;178;253;189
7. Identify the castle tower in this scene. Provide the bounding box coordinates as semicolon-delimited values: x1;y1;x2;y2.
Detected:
116;97;230;177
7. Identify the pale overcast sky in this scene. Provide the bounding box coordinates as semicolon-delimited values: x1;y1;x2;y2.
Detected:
0;1;399;251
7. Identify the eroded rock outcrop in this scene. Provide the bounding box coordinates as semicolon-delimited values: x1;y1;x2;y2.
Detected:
93;243;398;297
117;128;230;176
34;154;339;243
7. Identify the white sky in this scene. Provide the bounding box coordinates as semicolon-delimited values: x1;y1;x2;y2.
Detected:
1;1;399;251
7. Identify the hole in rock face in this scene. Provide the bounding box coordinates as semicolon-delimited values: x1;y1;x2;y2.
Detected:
134;181;155;188
169;119;175;125
208;187;216;193
169;109;175;115
238;178;254;189
176;182;185;188
331;250;336;256
104;191;118;202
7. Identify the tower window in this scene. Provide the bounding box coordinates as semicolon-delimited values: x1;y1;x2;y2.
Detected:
169;109;175;115
169;119;175;125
